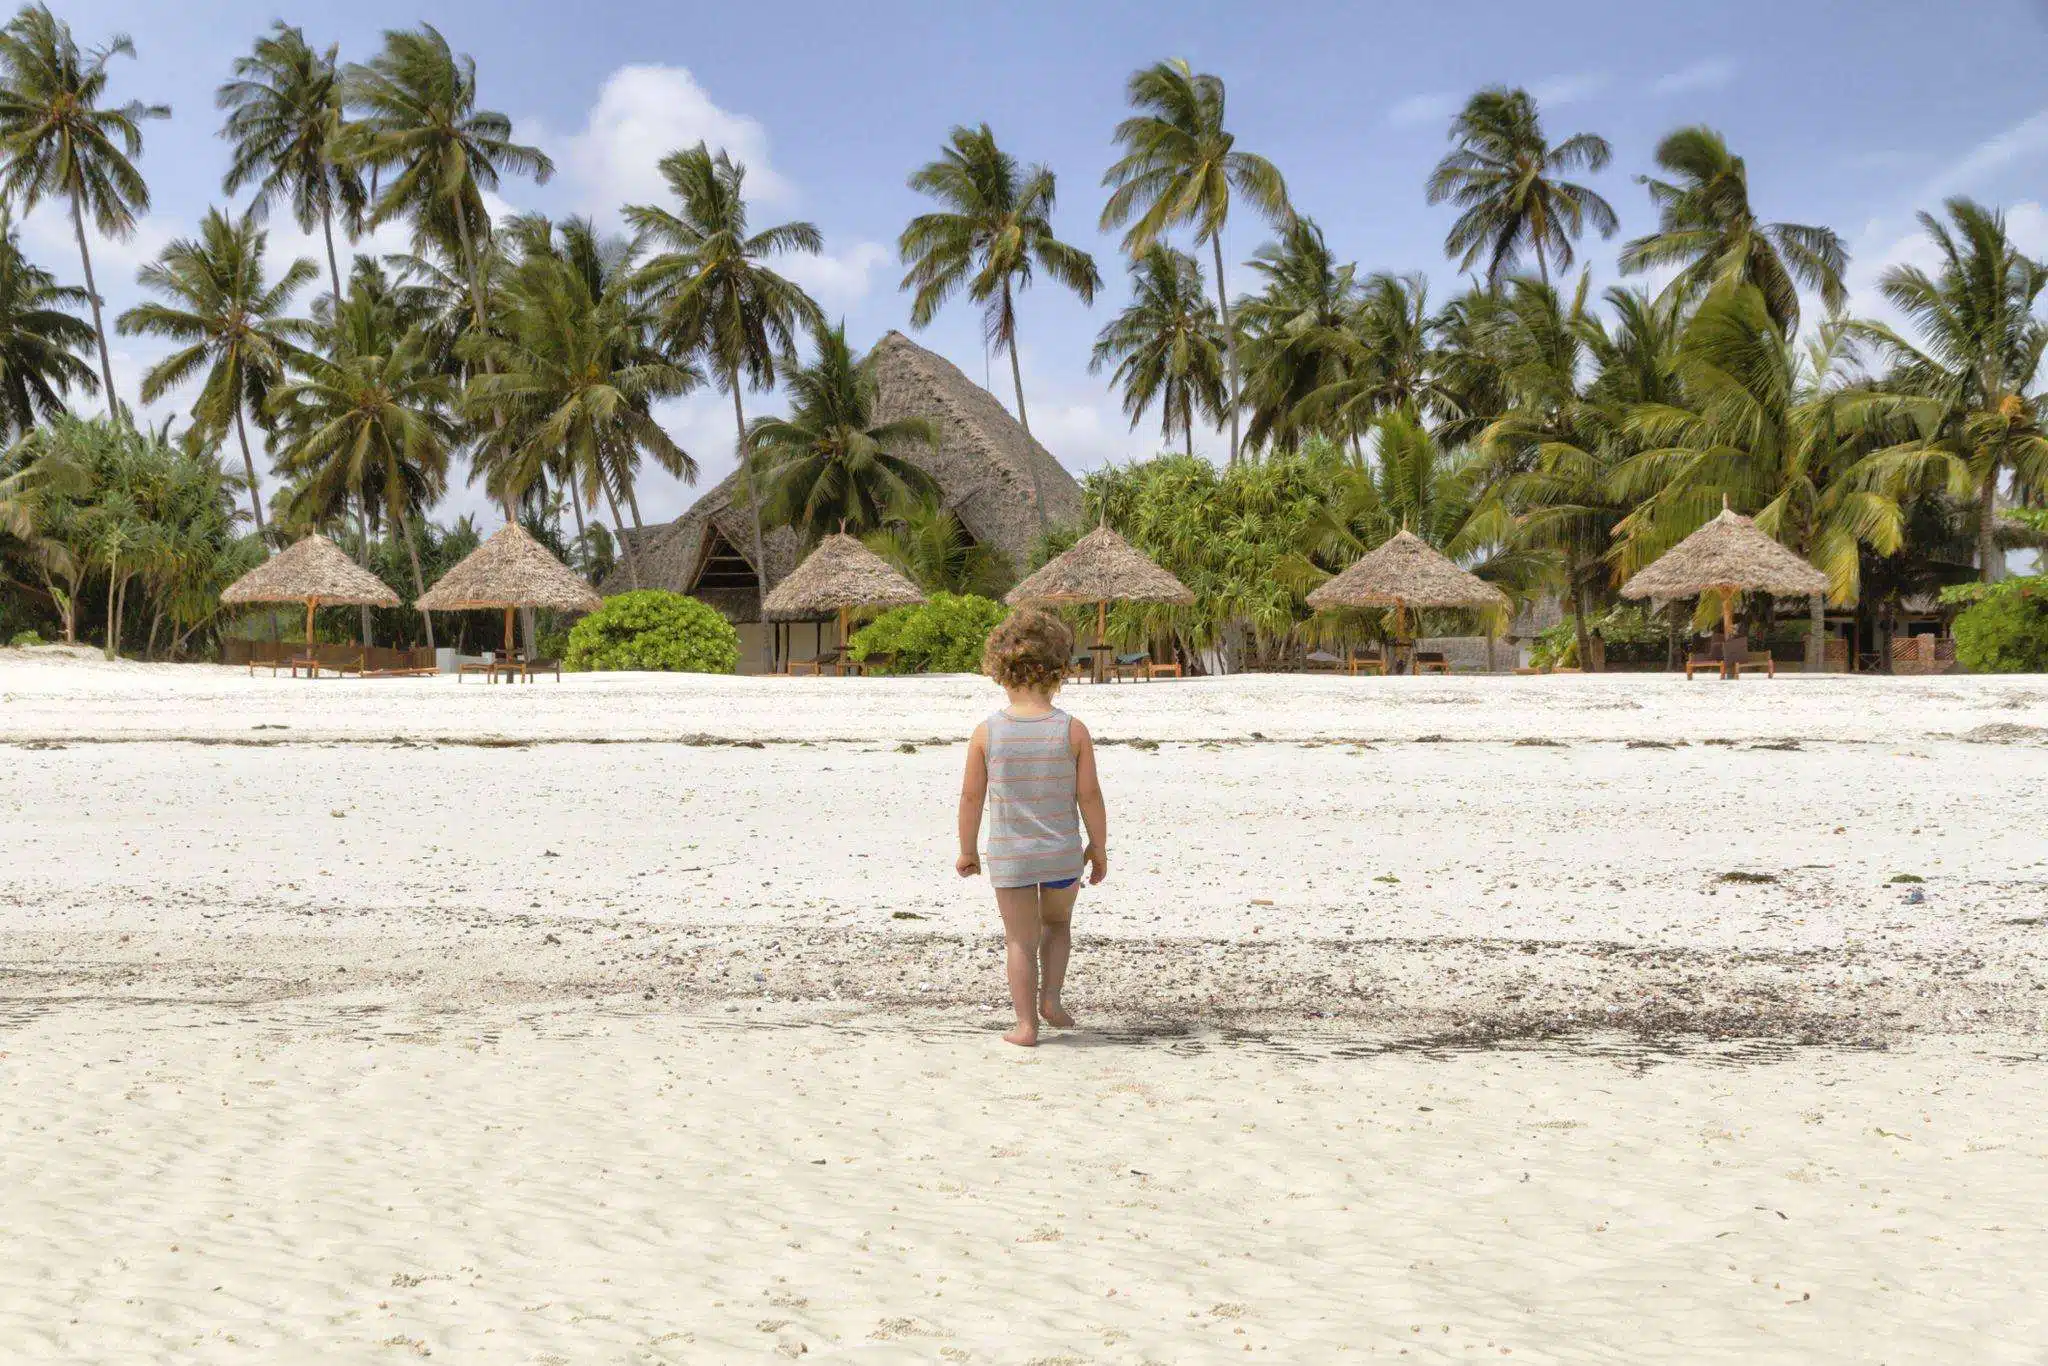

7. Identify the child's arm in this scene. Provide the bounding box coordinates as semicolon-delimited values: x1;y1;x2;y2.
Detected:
956;723;989;877
1072;717;1109;884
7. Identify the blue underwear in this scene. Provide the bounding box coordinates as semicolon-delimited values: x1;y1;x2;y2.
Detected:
1040;877;1078;890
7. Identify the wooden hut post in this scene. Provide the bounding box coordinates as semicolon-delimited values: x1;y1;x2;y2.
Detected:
305;597;317;650
1719;586;1737;680
503;606;515;659
1095;600;1107;682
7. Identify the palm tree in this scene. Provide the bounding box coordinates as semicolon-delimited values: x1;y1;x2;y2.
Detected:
1236;216;1360;454
1610;285;1902;618
863;497;1013;597
0;4;168;415
217;21;366;308
747;324;941;543
117;207;318;536
1848;198;2048;583
1303;272;1458;440
627;141;822;646
467;224;700;590
268;298;454;643
1425;87;1617;288
1089;244;1226;457
340;25;552;338
1619;126;1846;337
900;123;1100;450
0;208;96;439
1101;58;1292;465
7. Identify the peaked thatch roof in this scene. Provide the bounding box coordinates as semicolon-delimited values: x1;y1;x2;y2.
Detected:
220;534;401;607
761;533;926;620
604;331;1084;621
1306;530;1508;610
1620;508;1829;600
1006;525;1195;607
416;523;602;612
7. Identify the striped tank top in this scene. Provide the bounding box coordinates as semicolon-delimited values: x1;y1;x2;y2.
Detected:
983;708;1084;889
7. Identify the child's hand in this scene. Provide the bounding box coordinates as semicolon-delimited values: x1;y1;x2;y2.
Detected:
955;851;981;878
1084;845;1108;885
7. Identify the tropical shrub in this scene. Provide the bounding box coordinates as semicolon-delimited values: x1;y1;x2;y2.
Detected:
848;592;1009;674
564;590;739;673
1948;578;2048;673
1529;605;1667;668
8;630;43;647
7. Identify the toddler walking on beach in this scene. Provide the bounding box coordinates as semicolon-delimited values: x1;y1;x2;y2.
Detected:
956;608;1108;1047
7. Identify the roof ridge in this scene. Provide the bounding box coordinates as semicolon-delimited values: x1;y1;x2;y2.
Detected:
875;333;1049;516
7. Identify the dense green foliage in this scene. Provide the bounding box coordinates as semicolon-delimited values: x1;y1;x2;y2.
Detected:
1529;605;1668;669
1948;579;2048;673
847;592;1008;674
563;589;738;673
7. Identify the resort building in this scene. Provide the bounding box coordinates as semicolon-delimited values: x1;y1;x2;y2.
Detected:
608;331;1082;672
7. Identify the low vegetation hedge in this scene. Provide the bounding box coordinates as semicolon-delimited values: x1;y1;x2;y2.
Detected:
848;592;1009;674
1949;578;2048;673
564;590;739;673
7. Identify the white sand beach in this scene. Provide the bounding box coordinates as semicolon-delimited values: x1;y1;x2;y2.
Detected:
4;650;2046;1362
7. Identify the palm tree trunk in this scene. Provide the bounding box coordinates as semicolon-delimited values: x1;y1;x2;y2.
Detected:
1806;593;1825;673
103;560;119;661
231;404;267;536
1977;471;2004;582
1571;576;1595;672
320;201;346;310
400;509;436;651
1184;418;1194;459
69;195;120;424
733;375;773;671
1535;241;1549;289
354;499;375;647
1210;234;1243;467
1000;282;1049;535
601;478;640;590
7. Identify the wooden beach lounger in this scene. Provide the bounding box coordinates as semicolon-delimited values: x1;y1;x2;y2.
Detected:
1347;649;1387;676
1414;651;1452;675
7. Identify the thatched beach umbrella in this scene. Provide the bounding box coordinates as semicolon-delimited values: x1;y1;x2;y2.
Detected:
1620;506;1827;678
761;532;926;661
1306;529;1507;671
417;523;602;656
220;533;401;648
1007;524;1195;680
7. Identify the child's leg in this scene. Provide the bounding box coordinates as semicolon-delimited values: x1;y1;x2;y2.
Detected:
1037;882;1080;1026
994;885;1043;1046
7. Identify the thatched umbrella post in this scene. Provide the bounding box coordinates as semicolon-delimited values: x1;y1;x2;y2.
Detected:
762;534;926;674
1304;530;1506;676
1006;525;1194;682
1620;507;1829;680
220;534;403;672
417;524;603;676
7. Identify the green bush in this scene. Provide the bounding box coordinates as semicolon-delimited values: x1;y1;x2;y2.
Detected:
564;590;739;673
1951;578;2048;673
7;630;43;648
848;592;1009;674
1530;605;1667;668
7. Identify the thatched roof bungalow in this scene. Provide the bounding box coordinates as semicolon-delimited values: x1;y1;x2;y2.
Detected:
607;332;1083;669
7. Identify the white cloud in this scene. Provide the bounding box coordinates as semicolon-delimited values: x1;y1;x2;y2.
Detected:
779;241;891;309
1924;108;2048;202
1845;199;2048;333
17;205;177;286
1649;58;1736;97
1531;72;1610;108
529;64;791;221
1387;92;1458;129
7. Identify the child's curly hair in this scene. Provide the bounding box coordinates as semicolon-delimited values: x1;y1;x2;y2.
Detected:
981;607;1074;692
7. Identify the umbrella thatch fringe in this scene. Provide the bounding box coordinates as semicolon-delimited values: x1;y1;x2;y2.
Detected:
1006;525;1194;606
417;523;603;612
1305;530;1506;610
761;534;927;620
220;533;402;608
1619;509;1829;600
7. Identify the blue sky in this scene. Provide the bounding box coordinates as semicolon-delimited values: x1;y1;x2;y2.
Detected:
29;0;2048;528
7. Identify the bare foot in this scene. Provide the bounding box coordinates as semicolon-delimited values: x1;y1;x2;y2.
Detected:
1038;998;1075;1028
1003;1023;1039;1047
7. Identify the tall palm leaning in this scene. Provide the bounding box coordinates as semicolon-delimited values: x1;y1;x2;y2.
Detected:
747;324;940;543
340;25;552;364
899;122;1100;462
1619;126;1846;337
628;141;822;657
1848;197;2048;583
1089;244;1226;458
117;207;318;536
1425;86;1617;289
0;4;169;417
1101;58;1292;465
217;21;366;309
0;208;98;440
